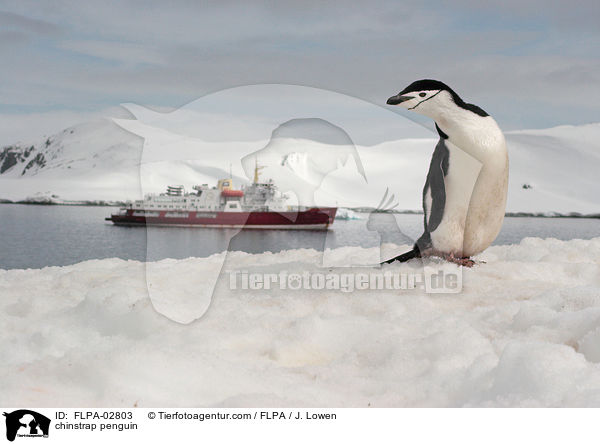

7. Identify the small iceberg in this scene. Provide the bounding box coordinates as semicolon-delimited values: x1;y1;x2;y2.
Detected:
335;207;362;220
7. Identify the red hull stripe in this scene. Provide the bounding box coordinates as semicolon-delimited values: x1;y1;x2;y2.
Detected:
109;208;337;229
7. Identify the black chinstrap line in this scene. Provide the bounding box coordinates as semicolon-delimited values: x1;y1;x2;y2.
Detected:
408;89;443;111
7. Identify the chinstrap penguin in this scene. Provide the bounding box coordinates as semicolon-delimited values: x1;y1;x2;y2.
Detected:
384;79;508;266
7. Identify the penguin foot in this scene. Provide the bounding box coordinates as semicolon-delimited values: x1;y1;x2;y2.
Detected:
447;255;476;268
422;250;476;267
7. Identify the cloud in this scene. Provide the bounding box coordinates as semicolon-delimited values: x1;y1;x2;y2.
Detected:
59;40;166;65
0;10;62;36
443;0;600;31
0;0;598;140
0;107;133;144
0;30;32;48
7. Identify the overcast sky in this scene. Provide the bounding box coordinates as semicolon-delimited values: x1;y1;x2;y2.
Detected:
1;0;598;142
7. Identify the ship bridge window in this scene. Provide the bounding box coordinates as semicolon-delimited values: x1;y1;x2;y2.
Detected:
225;201;241;212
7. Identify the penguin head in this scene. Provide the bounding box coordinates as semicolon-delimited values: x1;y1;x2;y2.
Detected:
386;79;460;119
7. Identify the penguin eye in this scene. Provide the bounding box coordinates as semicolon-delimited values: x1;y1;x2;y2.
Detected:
419;92;427;97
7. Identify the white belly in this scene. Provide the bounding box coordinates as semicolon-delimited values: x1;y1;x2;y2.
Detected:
430;141;508;257
463;151;508;256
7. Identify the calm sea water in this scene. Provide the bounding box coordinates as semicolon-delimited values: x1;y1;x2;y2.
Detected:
0;204;598;270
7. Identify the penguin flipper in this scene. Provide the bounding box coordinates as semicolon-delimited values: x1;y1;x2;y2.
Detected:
424;138;449;233
381;139;448;266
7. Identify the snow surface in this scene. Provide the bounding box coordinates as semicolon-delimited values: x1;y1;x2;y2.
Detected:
2;237;600;407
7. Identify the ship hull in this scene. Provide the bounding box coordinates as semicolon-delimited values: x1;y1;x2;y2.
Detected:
106;208;337;230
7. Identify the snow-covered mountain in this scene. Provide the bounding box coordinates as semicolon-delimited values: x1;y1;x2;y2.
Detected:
504;124;600;214
0;117;598;215
0;119;143;202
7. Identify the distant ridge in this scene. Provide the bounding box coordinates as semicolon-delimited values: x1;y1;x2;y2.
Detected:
1;119;598;215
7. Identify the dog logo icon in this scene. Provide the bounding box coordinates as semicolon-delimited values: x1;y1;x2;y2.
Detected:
3;410;50;441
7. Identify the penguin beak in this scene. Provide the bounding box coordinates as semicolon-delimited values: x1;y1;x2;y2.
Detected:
386;94;413;105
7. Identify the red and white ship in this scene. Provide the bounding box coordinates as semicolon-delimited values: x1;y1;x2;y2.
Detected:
106;164;336;230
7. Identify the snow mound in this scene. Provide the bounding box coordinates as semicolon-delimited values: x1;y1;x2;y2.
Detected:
1;238;600;407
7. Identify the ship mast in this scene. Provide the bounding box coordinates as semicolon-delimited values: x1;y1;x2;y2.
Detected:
253;158;265;184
